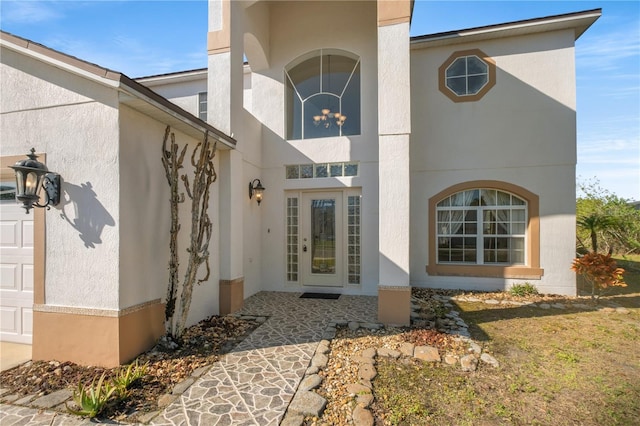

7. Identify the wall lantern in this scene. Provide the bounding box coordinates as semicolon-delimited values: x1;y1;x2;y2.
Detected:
248;179;265;205
9;148;61;214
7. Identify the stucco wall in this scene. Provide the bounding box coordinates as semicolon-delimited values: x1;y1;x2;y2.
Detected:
410;29;578;295
119;105;222;323
237;0;381;295
1;46;122;309
142;78;207;117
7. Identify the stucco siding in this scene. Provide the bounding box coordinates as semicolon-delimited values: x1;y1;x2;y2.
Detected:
1;48;122;309
119;105;222;323
409;29;578;295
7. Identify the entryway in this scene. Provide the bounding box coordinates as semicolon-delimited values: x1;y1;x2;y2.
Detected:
296;190;361;288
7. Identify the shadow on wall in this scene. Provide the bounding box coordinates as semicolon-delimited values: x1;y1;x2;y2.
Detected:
59;181;115;248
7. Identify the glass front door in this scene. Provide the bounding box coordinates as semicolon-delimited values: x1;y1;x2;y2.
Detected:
301;192;343;287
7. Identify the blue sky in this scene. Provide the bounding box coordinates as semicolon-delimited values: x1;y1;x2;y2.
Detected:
1;0;638;201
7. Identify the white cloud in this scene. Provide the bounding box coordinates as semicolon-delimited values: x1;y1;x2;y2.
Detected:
1;1;62;25
577;25;640;72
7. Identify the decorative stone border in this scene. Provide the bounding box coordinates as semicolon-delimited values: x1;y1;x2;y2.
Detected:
280;301;502;426
452;295;631;314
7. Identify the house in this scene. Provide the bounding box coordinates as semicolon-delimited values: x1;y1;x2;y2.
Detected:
0;1;600;367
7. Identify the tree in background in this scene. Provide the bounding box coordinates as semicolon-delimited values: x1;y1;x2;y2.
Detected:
576;178;640;255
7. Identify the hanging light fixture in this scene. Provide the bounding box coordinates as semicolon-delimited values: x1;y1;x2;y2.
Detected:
312;54;347;129
9;148;61;214
248;179;265;205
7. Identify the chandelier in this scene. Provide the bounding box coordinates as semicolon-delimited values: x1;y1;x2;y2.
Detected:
313;108;347;128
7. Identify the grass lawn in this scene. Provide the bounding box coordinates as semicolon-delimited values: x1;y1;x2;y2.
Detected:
373;259;639;425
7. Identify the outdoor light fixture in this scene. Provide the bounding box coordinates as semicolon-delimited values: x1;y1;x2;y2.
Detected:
9;148;61;214
248;179;265;205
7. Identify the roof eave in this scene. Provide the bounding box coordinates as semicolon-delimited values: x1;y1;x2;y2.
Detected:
411;8;602;49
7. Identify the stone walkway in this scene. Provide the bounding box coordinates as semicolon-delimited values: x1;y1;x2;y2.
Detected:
1;292;378;425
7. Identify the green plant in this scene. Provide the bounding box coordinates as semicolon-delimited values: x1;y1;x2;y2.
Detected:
66;372;117;418
111;359;148;398
509;283;539;297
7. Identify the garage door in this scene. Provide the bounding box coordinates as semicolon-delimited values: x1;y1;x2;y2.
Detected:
0;181;33;344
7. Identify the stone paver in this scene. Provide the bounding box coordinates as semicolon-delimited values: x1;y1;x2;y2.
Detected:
152;292;377;426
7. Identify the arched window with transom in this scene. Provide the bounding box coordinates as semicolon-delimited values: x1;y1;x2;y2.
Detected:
285;49;361;140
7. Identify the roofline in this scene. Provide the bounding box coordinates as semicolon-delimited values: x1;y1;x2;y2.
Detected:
0;30;236;148
135;68;207;83
411;8;602;47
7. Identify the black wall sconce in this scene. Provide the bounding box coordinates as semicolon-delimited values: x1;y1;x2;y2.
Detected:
9;148;61;214
248;179;265;205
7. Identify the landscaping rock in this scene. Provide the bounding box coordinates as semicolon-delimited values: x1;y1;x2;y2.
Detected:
352;406;374;426
468;342;482;355
311;353;329;369
358;364;377;381
31;389;72;409
306;366;319;376
551;303;566;309
399;342;415;357
316;343;330;355
480;353;500;368
444;354;458;365
157;394;178;407
357;392;374;407
348;321;360;331
352;355;375;365
280;411;305;426
362;348;377;359
377;348;401;359
171;377;195;395
539;303;551;309
485;299;500;305
14;395;35;405
299;374;323;392
346;383;371;396
361;323;382;330
460;354;478;372
289;391;327;417
414;345;441;362
191;366;209;377
137;410;161;424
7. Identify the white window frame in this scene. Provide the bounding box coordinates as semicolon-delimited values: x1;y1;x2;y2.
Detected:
435;189;527;266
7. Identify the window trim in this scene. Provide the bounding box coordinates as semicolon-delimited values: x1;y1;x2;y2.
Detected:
427;181;543;279
438;49;496;103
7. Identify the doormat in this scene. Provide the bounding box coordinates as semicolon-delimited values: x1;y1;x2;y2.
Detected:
300;292;341;300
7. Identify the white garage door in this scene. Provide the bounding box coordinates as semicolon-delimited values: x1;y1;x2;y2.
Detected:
0;181;34;344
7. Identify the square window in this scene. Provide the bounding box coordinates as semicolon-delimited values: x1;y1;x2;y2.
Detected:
286;165;299;179
344;163;358;176
330;164;343;177
300;164;313;178
314;164;328;178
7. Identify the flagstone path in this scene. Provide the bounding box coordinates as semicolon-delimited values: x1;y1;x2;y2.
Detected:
151;291;377;425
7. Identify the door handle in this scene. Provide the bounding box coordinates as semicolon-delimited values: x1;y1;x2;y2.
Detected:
303;245;308;252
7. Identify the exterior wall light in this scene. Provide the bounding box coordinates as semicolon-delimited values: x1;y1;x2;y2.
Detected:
9;148;61;214
249;179;265;205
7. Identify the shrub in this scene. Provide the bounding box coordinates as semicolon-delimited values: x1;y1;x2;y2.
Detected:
509;283;539;297
571;252;626;300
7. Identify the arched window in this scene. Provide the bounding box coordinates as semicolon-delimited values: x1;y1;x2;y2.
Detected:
285;49;360;140
427;181;543;279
